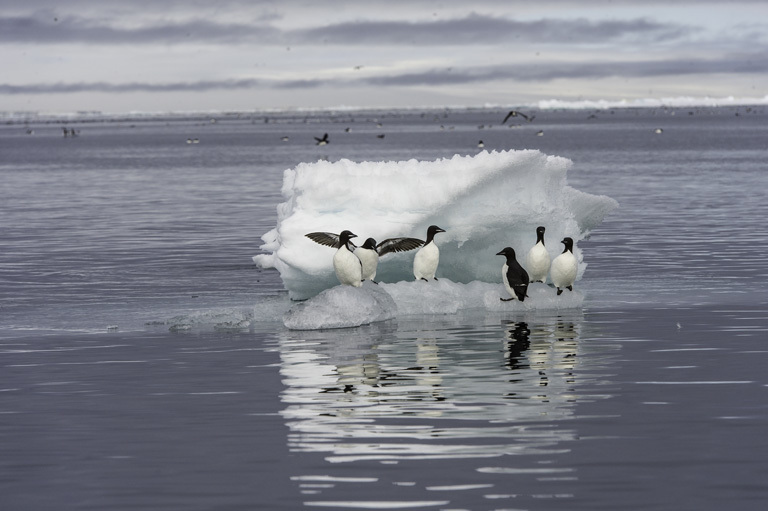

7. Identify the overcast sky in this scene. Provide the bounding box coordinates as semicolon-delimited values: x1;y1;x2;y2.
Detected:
2;0;767;113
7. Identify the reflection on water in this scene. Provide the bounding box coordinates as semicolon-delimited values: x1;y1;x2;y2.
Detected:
277;311;618;507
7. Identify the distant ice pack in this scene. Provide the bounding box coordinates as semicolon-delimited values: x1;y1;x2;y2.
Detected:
254;149;618;303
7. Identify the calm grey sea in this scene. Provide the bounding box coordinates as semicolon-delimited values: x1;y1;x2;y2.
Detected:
1;106;768;510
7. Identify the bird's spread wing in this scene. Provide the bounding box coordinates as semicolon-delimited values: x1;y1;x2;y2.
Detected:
502;110;530;124
306;232;341;248
376;237;424;256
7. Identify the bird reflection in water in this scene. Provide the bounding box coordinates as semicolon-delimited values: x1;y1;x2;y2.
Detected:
503;316;580;402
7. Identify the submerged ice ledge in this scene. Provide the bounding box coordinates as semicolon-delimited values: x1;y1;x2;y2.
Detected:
283;280;583;330
254;149;618;301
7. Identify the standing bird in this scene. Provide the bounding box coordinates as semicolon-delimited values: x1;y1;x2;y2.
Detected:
497;247;529;302
355;238;381;283
551;237;578;295
314;133;329;145
413;225;446;281
358;236;426;283
526;226;550;283
305;230;362;287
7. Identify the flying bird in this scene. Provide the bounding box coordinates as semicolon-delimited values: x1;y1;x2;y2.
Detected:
502;110;533;124
314;133;329;145
497;247;530;302
551;237;578;295
525;226;550;283
413;225;446;281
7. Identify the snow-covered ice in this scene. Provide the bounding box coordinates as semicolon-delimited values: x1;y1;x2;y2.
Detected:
255;149;618;302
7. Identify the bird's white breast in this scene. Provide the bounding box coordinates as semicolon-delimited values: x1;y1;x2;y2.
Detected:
355;248;379;281
550;252;577;288
501;263;516;297
526;241;551;282
333;246;363;287
413;242;440;279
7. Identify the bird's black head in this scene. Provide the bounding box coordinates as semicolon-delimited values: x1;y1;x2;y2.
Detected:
536;226;546;243
339;230;357;246
361;238;377;250
425;225;445;243
561;237;574;252
496;247;517;259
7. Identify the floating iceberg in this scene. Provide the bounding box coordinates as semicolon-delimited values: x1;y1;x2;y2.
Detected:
254;149;618;301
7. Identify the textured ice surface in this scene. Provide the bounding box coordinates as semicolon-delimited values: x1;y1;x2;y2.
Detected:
283;280;583;330
255;150;617;300
283;282;397;330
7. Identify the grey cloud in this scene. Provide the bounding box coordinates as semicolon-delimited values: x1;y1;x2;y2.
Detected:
3;52;766;95
0;11;690;46
293;14;692;45
0;79;266;94
0;13;280;45
364;53;768;85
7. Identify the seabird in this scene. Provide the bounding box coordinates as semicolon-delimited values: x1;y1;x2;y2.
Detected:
525;226;550;283
502;110;533;124
536;130;544;136
477;140;485;148
355;236;424;283
413;225;446;281
355;238;381;282
314;133;329;145
305;230;362;287
497;247;529;302
654;128;664;134
551;237;578;295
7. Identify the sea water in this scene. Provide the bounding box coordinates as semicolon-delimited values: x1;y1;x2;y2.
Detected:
2;106;768;510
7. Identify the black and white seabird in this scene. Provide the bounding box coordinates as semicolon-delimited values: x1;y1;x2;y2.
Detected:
551;237;578;295
413;225;446;281
525;226;550;283
497;247;529;302
314;133;329;145
305;230;362;287
356;238;380;282
502;110;533;124
355;236;424;283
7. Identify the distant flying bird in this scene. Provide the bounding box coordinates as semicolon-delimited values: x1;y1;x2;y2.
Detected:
306;230;362;287
314;133;329;145
525;226;550;283
551;237;578;295
502;110;532;124
536;130;544;136
497;247;530;302
654;128;664;134
413;225;446;281
477;140;485;148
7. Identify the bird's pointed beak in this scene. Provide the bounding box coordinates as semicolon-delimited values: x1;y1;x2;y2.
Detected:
496;250;505;256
